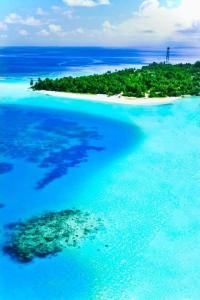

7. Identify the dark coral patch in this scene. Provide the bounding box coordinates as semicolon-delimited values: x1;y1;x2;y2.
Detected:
0;105;104;189
3;209;103;263
0;163;13;174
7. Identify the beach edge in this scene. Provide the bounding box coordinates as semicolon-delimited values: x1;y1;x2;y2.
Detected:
35;90;181;106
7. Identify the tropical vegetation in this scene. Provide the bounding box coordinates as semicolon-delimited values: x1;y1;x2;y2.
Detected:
32;62;200;98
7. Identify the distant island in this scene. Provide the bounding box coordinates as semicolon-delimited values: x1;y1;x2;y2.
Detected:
32;62;200;98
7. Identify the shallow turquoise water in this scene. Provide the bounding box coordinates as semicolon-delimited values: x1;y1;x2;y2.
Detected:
1;80;200;300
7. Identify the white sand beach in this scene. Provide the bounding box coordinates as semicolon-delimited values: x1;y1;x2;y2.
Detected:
36;90;181;106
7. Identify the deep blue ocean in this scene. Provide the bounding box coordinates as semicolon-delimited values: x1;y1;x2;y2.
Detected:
0;46;199;78
1;47;200;300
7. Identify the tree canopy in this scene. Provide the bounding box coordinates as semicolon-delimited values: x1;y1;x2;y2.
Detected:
32;62;200;98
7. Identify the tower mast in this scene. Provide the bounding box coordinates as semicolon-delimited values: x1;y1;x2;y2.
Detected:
166;47;170;64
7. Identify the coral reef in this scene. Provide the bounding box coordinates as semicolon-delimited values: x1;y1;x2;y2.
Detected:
0;105;104;189
0;163;13;174
4;209;102;262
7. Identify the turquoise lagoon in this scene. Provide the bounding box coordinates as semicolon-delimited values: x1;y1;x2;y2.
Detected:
0;79;200;300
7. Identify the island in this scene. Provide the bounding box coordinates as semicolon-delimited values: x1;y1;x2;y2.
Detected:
4;209;103;263
32;62;200;103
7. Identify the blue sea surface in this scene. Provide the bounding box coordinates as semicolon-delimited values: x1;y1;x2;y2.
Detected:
0;46;199;78
0;47;200;300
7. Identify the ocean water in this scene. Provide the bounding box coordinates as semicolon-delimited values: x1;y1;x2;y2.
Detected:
0;47;200;300
0;46;199;79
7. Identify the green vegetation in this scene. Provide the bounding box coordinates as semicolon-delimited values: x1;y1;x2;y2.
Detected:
4;209;102;262
32;62;200;98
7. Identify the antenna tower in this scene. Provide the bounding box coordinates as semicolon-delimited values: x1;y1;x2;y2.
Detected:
166;47;170;64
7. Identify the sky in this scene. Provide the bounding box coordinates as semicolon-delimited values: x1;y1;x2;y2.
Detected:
0;0;200;47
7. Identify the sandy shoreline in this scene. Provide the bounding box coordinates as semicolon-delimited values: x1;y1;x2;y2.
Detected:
35;90;181;106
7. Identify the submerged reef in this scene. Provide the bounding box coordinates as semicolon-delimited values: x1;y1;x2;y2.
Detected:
4;210;102;262
0;163;13;174
0;105;104;189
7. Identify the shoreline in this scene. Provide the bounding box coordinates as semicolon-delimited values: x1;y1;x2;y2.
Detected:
35;90;181;106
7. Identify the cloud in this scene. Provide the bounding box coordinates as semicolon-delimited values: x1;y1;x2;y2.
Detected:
36;8;46;16
48;24;65;36
76;27;84;34
166;0;175;8
38;29;50;36
102;20;115;32
51;5;61;11
2;0;200;47
5;13;22;24
98;0;110;4
97;0;200;46
24;17;42;26
0;22;7;31
62;10;73;19
63;0;110;7
18;29;29;36
5;13;42;26
0;34;8;39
